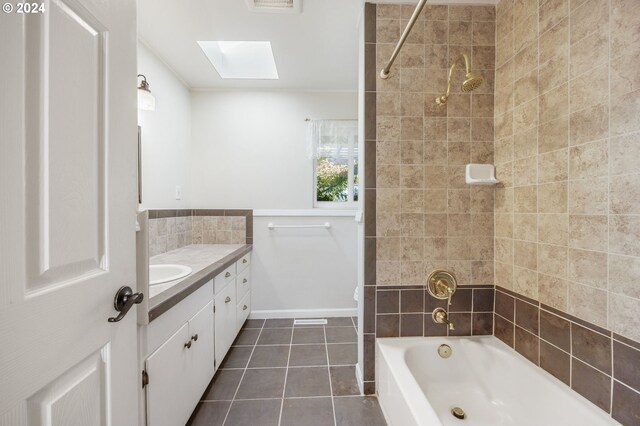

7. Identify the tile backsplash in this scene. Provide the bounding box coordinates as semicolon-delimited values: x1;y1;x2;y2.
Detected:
148;209;252;257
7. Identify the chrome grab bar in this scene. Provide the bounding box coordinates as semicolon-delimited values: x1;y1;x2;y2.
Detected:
267;222;331;230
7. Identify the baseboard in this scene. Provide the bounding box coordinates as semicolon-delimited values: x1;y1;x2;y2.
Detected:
249;308;358;319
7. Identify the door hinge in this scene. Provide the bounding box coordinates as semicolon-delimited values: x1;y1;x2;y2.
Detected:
142;370;149;388
213;305;216;313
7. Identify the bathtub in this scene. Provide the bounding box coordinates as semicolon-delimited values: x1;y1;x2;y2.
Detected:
376;336;617;426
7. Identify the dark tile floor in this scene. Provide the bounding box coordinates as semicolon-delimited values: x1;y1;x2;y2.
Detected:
187;317;387;426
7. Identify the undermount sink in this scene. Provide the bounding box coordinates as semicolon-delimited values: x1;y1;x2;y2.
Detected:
149;264;193;285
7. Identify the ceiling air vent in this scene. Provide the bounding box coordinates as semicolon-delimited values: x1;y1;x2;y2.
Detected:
246;0;301;13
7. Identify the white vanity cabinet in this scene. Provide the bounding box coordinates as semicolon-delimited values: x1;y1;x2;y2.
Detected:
142;249;252;426
145;300;214;426
214;252;252;368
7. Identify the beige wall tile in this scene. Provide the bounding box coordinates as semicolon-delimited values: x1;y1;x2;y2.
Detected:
539;83;568;124
570;30;609;79
538;182;568;213
568;282;607;327
569;0;608;43
495;213;514;238
496;261;514;289
569;215;608;251
568;177;608;214
609;132;640;176
514;128;538;159
538;274;568;310
569;64;609;113
610;90;640;136
538;149;568;183
569;103;609;146
539;213;569;246
539;0;568;34
514;240;538;270
540;18;568;64
609;293;640;342
609;254;640;299
610;174;640;214
514;185;538;213
538;117;569;153
611;50;640;98
568;139;608;180
424;237;448;260
538;243;568;278
568;248;608;288
513;156;537;186
514;266;538;299
610;215;640;257
514;213;537;241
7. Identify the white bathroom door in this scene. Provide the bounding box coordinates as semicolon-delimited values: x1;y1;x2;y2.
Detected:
0;0;139;425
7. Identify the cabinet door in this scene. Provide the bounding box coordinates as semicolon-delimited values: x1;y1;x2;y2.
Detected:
187;300;215;404
214;280;236;366
236;291;251;332
146;323;191;426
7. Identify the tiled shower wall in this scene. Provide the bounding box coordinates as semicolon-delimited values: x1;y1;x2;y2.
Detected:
363;3;496;395
491;0;640;422
148;209;252;257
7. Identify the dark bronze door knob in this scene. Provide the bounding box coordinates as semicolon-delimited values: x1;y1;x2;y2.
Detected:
108;286;144;323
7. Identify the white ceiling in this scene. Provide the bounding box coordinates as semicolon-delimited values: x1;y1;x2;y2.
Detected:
137;0;362;91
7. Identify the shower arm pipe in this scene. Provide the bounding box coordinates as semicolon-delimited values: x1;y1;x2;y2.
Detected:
379;0;429;80
440;53;472;101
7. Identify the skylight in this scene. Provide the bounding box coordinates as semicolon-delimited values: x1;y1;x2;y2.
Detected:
197;41;279;80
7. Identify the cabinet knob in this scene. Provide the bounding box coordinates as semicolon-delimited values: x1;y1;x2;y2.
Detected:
191;334;198;342
243;278;248;283
225;272;231;278
225;296;231;303
184;340;192;349
242;305;248;311
242;259;248;264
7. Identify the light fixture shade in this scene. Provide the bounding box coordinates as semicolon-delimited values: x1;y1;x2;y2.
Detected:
138;88;156;111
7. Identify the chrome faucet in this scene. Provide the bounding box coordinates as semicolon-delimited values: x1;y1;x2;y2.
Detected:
432;307;455;330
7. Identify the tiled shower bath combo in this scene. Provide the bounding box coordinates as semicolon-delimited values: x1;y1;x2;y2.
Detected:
364;1;640;424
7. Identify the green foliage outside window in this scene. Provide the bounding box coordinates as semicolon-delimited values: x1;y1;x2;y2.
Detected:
316;157;349;201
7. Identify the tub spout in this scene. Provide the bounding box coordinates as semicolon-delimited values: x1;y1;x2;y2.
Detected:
432;308;455;330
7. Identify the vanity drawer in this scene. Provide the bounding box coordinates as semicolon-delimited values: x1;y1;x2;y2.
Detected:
214;263;236;293
236;267;251;301
237;252;251;272
236;292;250;332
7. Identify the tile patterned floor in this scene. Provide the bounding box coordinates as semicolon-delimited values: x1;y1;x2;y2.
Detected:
187;317;387;426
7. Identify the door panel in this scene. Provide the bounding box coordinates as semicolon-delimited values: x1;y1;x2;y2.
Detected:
25;0;107;290
0;0;138;424
27;348;108;426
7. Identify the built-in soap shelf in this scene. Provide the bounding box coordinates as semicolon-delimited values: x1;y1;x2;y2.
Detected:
465;164;499;185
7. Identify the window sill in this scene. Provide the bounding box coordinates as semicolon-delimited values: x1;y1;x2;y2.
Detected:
253;209;359;217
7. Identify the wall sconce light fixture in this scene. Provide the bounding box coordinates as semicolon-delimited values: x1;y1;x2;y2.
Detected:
137;74;156;111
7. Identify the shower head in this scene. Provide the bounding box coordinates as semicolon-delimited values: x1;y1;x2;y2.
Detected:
461;72;484;93
435;54;484;105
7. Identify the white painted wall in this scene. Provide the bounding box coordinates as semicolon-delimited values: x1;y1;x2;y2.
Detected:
250;215;357;318
189;91;358;209
137;42;191;209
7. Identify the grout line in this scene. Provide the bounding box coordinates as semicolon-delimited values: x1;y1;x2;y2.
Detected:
277;326;294;426
323;325;338;426
221;321;265;426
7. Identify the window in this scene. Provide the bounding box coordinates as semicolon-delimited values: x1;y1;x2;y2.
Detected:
308;120;358;207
